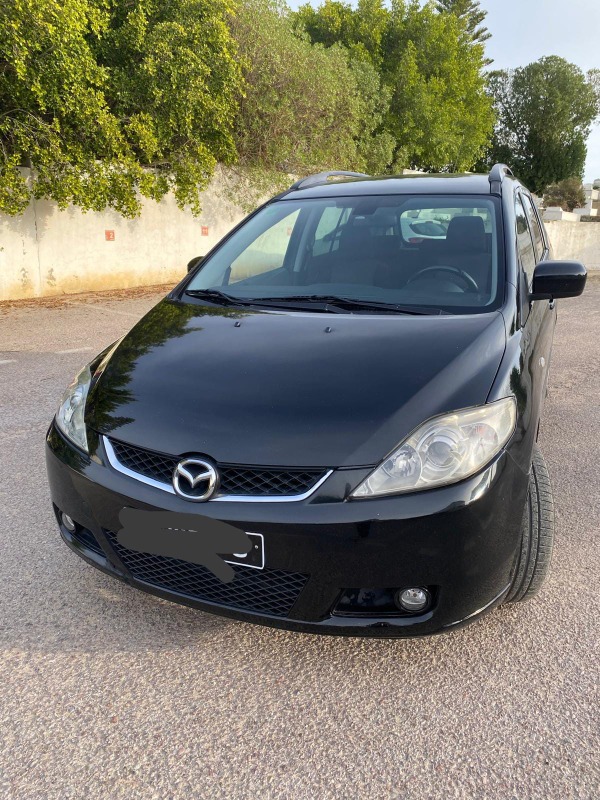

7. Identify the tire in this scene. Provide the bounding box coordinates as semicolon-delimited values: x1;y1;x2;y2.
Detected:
505;445;555;603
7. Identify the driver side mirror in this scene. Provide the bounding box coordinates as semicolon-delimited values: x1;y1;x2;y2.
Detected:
530;260;587;301
187;255;204;273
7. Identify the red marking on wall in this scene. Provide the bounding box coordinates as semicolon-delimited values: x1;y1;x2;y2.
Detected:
105;230;115;241
287;227;293;236
201;225;209;236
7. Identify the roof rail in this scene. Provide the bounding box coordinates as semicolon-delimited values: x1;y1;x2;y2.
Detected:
489;163;514;195
288;171;370;192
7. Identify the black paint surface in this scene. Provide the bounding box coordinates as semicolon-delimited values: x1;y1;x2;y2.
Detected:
86;299;506;468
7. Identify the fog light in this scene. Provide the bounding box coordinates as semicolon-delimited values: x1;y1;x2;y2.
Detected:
61;513;76;532
396;587;430;613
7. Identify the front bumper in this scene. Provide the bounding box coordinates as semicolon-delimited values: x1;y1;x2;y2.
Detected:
45;424;529;637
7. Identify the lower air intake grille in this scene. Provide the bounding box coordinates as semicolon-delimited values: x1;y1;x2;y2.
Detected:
108;437;325;497
72;527;106;558
104;529;308;617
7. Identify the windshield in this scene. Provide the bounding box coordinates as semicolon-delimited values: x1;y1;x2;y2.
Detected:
186;194;504;314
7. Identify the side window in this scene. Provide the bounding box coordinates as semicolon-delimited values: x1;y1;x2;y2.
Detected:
399;206;492;244
312;206;349;256
515;196;536;287
229;209;300;283
521;195;545;261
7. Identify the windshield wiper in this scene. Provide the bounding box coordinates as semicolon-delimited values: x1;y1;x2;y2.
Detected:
184;290;450;315
238;295;451;315
184;288;241;305
185;289;332;312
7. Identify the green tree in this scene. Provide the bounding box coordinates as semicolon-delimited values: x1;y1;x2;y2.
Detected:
232;0;393;175
293;0;389;68
294;0;493;173
382;0;494;171
0;0;242;216
481;57;600;194
435;0;490;46
543;178;586;212
97;0;242;214
350;58;395;173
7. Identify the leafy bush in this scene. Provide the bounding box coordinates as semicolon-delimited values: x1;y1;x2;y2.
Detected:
544;178;587;212
0;0;241;216
5;0;597;220
232;0;393;175
294;0;494;172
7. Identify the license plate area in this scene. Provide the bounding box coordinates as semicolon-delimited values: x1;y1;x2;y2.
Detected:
222;532;264;570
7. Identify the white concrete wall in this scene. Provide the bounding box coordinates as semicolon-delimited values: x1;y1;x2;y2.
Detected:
542;207;580;222
1;174;599;302
0;168;248;301
545;221;600;271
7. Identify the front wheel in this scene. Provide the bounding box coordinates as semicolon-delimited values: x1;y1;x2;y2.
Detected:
505;446;555;603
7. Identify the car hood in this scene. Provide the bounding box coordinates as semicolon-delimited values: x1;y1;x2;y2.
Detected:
87;299;507;468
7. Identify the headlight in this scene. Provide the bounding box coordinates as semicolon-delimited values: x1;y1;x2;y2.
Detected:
55;364;92;452
351;397;516;499
54;338;123;453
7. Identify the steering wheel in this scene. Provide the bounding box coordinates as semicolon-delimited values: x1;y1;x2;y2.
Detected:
406;266;479;293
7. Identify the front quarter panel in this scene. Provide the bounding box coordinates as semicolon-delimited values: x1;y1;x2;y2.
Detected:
489;267;556;475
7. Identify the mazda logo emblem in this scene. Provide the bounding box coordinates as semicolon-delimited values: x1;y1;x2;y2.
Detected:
172;458;219;502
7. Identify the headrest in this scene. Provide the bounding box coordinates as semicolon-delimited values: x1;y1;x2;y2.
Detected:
445;216;486;252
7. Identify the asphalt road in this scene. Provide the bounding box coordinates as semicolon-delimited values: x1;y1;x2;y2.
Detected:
1;283;599;799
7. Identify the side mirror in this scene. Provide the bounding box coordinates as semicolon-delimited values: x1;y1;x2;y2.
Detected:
530;260;587;301
187;256;204;273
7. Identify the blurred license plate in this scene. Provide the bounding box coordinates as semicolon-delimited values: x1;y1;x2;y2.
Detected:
222;532;264;570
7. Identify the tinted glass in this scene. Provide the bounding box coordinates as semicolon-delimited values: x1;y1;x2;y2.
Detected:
515;196;537;285
521;195;545;261
187;195;504;314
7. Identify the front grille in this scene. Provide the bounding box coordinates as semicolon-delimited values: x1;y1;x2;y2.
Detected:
111;439;175;484
104;529;308;617
218;466;323;496
108;437;325;497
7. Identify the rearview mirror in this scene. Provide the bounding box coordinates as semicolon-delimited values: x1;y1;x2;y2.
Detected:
530;260;586;301
187;256;204;273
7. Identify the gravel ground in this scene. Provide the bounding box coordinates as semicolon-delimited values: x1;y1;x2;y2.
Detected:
0;282;599;799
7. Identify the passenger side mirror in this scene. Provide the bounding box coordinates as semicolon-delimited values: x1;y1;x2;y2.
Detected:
187;256;204;273
530;260;587;301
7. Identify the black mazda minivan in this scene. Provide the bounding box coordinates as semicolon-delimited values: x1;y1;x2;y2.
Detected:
45;165;587;637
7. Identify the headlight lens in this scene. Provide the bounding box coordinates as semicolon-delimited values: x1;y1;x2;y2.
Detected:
351;397;516;498
55;364;92;452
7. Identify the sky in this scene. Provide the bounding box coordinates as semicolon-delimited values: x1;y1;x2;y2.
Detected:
288;0;600;182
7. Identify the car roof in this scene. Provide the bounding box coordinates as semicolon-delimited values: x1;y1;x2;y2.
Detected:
277;169;521;200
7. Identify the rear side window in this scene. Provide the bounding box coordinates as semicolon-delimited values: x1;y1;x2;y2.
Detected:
515;196;536;286
521;195;545;261
399;205;494;244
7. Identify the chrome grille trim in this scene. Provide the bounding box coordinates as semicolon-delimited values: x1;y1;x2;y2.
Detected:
102;436;332;503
